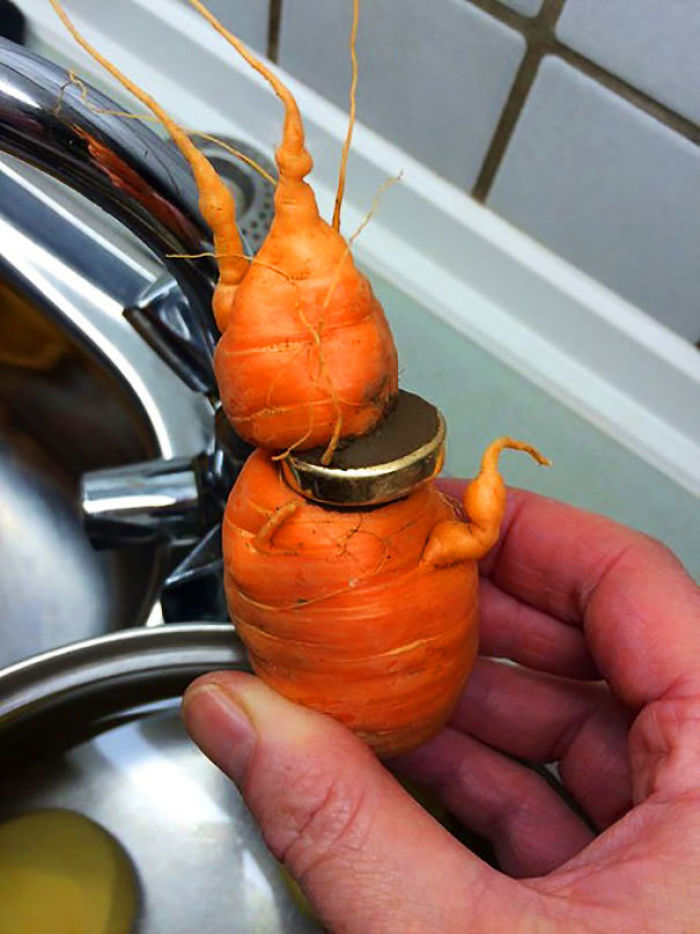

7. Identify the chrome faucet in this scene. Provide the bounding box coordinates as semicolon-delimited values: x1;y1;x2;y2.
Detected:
0;34;220;388
0;38;269;614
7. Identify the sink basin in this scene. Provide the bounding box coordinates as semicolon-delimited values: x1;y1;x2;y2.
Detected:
0;272;163;667
0;152;213;666
0;623;318;933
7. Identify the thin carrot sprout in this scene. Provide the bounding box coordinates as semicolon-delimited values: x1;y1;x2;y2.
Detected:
332;0;360;231
49;0;249;291
186;0;310;178
349;172;403;246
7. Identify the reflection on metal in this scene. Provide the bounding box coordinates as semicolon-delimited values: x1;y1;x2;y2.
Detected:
125;275;216;394
165;523;223;588
0;623;246;739
0;440;109;670
82;456;203;545
0;35;219;368
0;40;279;640
0;41;225;660
0;625;318;932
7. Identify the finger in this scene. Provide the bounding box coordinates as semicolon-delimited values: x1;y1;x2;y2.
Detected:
182;672;527;931
443;482;700;709
479;578;599;679
452;659;633;828
393;728;594;878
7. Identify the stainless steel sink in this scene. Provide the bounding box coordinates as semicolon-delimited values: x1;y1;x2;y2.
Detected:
0;624;317;933
0;151;214;666
0;37;313;933
0;38;269;665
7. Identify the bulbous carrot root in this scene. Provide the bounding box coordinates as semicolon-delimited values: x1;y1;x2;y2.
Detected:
223;451;480;758
422;437;550;567
187;0;398;458
54;0;399;460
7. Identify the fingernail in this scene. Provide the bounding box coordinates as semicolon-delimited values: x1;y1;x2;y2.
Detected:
183;683;256;785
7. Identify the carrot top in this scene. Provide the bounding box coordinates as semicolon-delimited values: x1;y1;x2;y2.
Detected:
48;0;249;320
52;0;398;458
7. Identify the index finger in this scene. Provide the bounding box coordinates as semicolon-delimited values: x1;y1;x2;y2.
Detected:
439;481;700;709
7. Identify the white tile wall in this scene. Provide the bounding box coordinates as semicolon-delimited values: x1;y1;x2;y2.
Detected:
278;0;525;191
173;0;268;53
498;0;543;16
557;0;700;124
489;57;700;342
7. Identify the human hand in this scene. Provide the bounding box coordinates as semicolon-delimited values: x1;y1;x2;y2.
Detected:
183;488;700;932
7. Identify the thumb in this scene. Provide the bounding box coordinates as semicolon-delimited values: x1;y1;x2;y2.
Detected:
182;672;509;932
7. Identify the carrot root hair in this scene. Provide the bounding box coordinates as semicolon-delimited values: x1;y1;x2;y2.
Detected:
56;71;276;186
332;0;360;231
254;501;298;549
49;0;249;297
422;437;550;566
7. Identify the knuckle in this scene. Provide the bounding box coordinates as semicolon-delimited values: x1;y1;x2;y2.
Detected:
627;531;694;583
273;766;371;878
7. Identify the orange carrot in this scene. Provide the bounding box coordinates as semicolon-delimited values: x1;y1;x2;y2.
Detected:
184;0;398;459
223;440;547;757
223;448;475;756
50;0;398;462
54;1;549;757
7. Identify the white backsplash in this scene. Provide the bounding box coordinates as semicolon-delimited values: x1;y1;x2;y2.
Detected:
558;0;700;124
278;0;525;192
489;57;700;343
271;0;700;346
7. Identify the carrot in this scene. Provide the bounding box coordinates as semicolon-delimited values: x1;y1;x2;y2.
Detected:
50;0;398;462
223;439;547;757
223;448;475;756
184;0;398;460
54;2;549;757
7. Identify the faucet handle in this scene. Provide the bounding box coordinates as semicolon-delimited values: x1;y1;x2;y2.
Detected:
125;274;217;394
81;455;208;547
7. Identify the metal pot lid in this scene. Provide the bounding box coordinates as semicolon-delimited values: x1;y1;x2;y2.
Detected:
282;390;446;507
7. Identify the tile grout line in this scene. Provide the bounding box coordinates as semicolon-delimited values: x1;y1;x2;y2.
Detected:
468;0;699;202
267;0;282;62
471;45;544;201
556;44;700;145
471;0;566;200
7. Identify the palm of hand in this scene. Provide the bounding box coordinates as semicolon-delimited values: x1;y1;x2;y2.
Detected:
394;487;700;931
184;488;700;933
